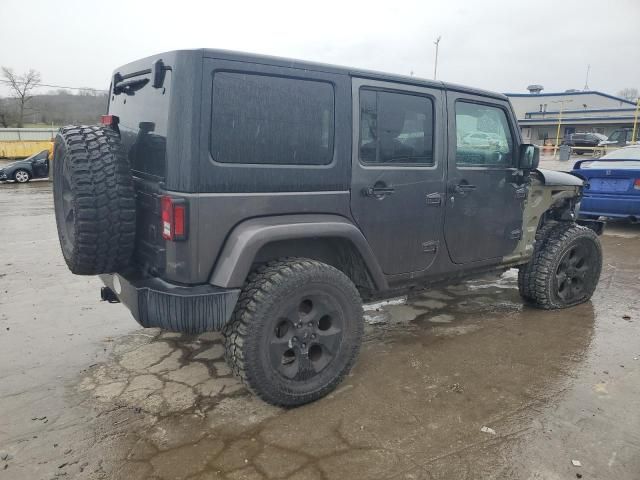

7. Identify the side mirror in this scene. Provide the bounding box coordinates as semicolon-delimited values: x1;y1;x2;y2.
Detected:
519;144;540;170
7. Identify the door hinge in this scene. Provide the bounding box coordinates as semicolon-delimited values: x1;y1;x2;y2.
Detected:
509;229;522;240
422;240;439;253
426;192;442;206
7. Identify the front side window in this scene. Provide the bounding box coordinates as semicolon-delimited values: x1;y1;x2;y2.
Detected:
359;89;434;165
455;101;514;167
210;72;334;165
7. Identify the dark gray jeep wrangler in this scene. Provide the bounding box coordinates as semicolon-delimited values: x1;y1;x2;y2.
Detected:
53;49;603;406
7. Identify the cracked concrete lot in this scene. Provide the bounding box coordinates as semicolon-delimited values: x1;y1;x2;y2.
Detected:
1;178;639;480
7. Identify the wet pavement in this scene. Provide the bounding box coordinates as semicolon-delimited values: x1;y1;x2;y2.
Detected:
1;180;639;480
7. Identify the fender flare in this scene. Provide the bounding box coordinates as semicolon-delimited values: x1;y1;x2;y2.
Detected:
209;214;387;290
536;168;584;186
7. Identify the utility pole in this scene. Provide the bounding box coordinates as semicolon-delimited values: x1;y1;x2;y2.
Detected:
552;99;573;157
433;36;441;80
583;64;590;90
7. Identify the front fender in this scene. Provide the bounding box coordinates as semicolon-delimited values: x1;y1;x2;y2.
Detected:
536;168;584;187
209;214;387;290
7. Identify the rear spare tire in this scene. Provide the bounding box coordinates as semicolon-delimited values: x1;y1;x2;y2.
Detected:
53;125;136;275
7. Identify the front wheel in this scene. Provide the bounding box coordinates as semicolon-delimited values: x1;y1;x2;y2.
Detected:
223;258;363;407
14;169;30;183
519;224;602;309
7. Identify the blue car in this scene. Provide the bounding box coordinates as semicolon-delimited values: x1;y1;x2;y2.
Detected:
572;145;640;221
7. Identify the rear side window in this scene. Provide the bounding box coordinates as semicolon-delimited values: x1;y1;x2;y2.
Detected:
359;89;434;165
210;72;334;165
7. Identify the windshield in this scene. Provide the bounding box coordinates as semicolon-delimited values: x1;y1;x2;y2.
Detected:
23;150;49;162
608;130;625;142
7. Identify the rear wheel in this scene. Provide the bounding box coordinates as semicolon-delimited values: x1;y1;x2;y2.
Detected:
223;258;363;407
14;169;30;183
520;224;602;309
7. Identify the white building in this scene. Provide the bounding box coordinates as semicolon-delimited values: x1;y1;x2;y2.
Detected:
505;88;637;145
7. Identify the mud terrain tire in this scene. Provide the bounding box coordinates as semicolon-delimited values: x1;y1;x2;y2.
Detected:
518;221;558;300
223;258;363;407
520;223;602;309
53;125;136;275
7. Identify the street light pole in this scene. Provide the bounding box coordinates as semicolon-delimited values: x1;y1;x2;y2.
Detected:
433;36;441;80
632;97;640;144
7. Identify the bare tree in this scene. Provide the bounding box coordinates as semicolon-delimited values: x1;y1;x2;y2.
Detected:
0;98;9;127
618;87;639;102
2;67;41;127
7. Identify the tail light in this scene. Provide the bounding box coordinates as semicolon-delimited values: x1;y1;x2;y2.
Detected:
634;179;640;190
100;114;119;127
161;196;188;241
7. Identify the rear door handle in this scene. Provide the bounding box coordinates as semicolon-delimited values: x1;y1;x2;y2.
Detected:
426;192;442;206
363;186;395;197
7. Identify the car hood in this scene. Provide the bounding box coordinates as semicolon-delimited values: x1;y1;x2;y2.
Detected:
536;168;584;186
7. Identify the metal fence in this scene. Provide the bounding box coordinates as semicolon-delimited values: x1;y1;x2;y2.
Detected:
0;129;57;158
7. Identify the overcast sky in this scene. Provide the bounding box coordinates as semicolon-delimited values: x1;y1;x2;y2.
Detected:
1;0;639;97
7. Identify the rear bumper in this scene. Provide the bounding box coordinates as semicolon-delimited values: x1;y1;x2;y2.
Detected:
580;194;640;218
99;273;241;334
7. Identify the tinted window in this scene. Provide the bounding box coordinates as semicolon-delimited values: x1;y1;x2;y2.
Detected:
210;72;334;165
455;101;514;167
359;89;434;165
109;71;171;179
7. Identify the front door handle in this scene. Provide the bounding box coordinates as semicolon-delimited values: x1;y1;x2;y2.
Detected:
363;185;395;198
453;183;477;195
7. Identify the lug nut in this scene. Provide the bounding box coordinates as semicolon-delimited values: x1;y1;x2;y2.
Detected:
307;322;313;327
311;334;316;339
292;336;298;343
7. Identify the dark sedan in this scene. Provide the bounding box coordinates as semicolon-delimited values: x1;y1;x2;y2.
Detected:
565;132;607;155
572;145;640;221
0;150;50;183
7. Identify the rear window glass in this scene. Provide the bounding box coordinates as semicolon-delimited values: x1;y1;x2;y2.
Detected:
210;72;334;165
599;147;640;161
580;160;640;169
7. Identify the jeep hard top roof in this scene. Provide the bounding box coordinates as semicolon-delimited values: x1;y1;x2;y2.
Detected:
112;48;509;103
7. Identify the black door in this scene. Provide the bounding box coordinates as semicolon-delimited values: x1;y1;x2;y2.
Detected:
350;79;446;275
443;94;525;264
31;151;49;178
